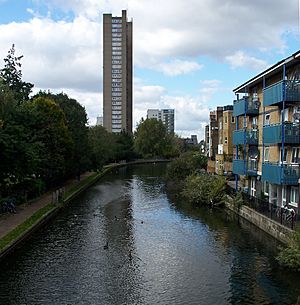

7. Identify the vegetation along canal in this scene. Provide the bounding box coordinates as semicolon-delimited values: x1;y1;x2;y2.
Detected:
0;163;300;305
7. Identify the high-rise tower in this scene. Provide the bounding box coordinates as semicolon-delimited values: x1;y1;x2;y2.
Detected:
103;10;133;133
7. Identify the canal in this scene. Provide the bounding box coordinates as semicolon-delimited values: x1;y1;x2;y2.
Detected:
0;163;300;305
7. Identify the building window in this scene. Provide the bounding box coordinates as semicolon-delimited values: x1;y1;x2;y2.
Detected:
250;178;256;197
112;33;122;37
112;42;122;47
112;46;122;51
224;116;227;124
282;186;287;207
264;147;269;162
112;51;122;56
291;147;299;163
112;74;122;78
112;23;122;28
264;181;269;196
290;187;299;206
112;28;122;33
112;64;122;69
265;114;270;126
224;137;228;144
280;148;287;164
112;19;122;23
231;116;235;123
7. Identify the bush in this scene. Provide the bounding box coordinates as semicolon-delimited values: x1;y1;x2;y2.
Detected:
182;174;226;207
276;228;300;272
166;151;207;182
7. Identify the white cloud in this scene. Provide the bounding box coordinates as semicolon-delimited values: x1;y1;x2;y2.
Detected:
133;81;210;139
154;59;203;76
225;51;269;71
0;16;101;93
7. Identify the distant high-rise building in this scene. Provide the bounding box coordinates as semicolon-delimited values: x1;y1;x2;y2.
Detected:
103;10;133;133
147;109;175;133
96;116;103;126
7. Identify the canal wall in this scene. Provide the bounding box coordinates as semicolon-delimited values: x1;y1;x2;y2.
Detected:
0;159;170;261
226;202;292;244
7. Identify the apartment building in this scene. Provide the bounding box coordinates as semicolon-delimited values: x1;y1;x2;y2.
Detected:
232;50;300;213
207;105;235;174
103;10;133;133
147;109;175;133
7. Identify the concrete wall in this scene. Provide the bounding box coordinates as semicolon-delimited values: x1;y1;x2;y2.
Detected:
226;202;292;244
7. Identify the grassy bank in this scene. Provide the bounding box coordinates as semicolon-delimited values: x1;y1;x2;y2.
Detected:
0;204;55;252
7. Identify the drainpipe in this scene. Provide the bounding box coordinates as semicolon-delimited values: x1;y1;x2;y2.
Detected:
244;88;247;181
262;76;265;185
281;64;286;184
235;94;239;191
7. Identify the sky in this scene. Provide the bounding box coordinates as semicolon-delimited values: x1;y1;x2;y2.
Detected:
0;0;299;140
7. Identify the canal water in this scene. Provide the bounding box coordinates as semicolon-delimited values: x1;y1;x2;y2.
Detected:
0;164;300;305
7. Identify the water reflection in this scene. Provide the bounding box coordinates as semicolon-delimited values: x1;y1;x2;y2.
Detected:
0;164;299;305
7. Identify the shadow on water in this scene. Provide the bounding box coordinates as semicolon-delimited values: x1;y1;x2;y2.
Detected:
0;163;300;305
168;194;300;305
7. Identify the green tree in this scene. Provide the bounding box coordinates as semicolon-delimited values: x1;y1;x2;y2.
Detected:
26;97;73;186
134;118;169;158
182;174;226;207
0;44;33;103
114;130;136;161
33;91;90;176
88;126;116;170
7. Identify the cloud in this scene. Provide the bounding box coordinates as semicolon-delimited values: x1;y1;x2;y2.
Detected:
225;51;269;71
133;80;210;139
0;16;101;93
154;59;203;76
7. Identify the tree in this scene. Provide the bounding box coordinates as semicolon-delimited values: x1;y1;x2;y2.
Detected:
25;96;73;186
114;130;136;161
33;91;90;176
134;118;169;158
0;44;33;103
88;126;116;170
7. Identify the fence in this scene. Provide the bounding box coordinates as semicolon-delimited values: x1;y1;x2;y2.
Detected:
226;185;298;230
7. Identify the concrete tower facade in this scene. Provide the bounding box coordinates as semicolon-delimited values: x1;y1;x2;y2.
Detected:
103;10;133;133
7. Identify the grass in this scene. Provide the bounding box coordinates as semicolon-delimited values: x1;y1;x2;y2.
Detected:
0;204;55;251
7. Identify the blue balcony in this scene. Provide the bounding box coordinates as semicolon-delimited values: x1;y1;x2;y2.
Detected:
262;163;300;185
233;97;260;117
233;129;258;145
233;159;245;175
263;123;300;144
233;159;258;176
263;80;300;107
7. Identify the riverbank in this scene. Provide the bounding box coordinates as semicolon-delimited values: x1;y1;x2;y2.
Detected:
0;159;170;261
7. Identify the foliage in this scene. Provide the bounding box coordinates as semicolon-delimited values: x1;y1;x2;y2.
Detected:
134;118;178;158
229;191;244;211
182;174;226;207
32;91;91;176
114;130;136;161
276;228;300;272
0;44;33;103
25;96;73;186
166;151;208;181
88;126;116;170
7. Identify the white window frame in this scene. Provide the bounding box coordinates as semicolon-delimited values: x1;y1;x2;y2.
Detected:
290;187;299;207
264;181;269;196
282;186;287;207
280;148;288;164
265;114;270;126
264;147;269;162
291;147;299;164
250;178;256;197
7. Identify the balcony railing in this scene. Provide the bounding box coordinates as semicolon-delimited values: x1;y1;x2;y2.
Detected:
233;129;258;145
233;159;258;176
262;162;300;185
247;159;258;176
263;123;300;144
263;80;300;106
233;96;260;117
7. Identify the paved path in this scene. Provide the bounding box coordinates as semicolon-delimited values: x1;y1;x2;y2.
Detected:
0;172;94;239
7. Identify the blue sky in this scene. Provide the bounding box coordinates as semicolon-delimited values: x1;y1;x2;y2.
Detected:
0;0;299;139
